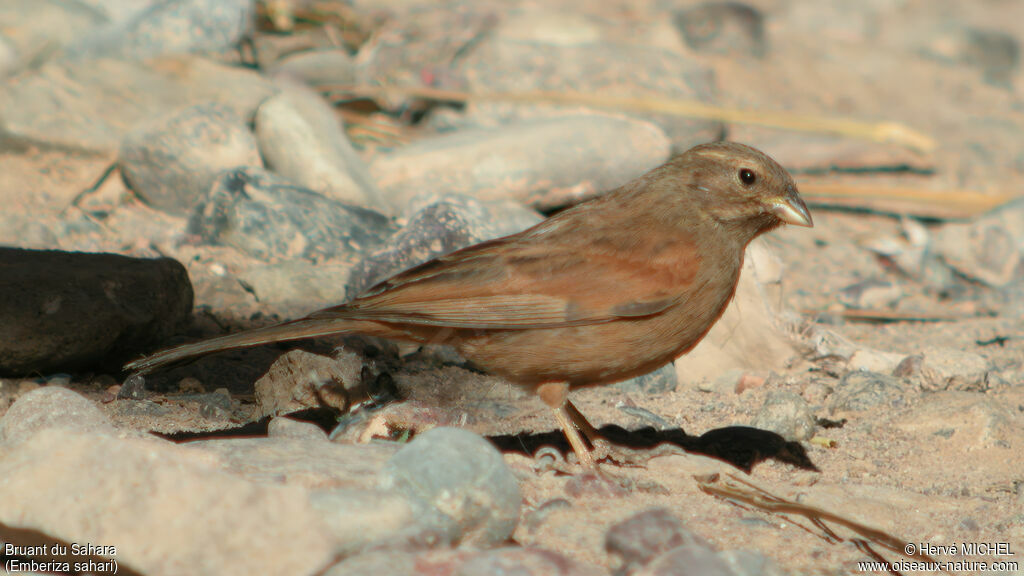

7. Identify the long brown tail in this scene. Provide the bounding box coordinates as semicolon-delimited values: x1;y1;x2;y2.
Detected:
123;317;361;374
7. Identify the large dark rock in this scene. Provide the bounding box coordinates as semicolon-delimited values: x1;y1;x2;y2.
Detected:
0;248;192;375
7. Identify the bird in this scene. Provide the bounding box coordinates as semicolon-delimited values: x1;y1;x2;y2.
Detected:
125;141;812;470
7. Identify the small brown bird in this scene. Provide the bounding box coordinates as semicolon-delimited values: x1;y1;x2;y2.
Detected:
126;141;812;469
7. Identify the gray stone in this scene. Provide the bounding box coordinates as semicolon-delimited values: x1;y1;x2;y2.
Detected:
189;436;399;490
454;548;598;576
674;2;767;59
380;427;521;547
236;260;356;318
311;488;451;555
0;248;192;376
838;278;903;309
933;199;1024;288
751;389;816;441
0;214;60;249
120;102;262;216
0;386;111;443
458;39;720;154
961;28;1019;86
719;549;787;576
615;363;678;395
75;0;150;22
255;82;384;212
0;56;275;153
917;347;990;392
370;114;671;212
268;49;358;88
65;0;254;61
848;347;909;374
829;371;905;414
894;391;1018;450
0;428;335;576
323;547;598;576
637;544;735;576
606;508;697;575
349;194;543;296
0;0;107;75
188;167;395;262
254;349;363;419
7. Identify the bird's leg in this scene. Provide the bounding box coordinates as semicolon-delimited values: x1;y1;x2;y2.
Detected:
536;382;596;470
566;397;664;467
565;400;602;446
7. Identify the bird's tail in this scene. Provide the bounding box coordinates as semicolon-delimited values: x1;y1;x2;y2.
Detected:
123;316;361;374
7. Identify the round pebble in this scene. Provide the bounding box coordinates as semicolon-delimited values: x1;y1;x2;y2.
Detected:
379;427;521;547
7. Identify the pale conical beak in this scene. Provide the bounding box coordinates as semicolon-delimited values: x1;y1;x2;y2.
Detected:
768;190;813;227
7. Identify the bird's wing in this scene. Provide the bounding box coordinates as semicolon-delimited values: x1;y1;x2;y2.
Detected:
311;230;701;329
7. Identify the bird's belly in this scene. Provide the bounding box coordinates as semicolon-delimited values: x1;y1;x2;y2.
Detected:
456;306;720;387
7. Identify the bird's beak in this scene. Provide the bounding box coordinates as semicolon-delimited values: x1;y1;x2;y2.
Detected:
768;190;813;227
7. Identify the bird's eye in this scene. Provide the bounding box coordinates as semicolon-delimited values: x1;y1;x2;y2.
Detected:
739;168;757;186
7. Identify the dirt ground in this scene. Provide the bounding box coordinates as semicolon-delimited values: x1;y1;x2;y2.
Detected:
1;0;1023;574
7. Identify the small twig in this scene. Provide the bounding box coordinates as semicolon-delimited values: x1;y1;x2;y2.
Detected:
803;309;968;323
318;85;936;153
696;473;941;566
801;181;1017;220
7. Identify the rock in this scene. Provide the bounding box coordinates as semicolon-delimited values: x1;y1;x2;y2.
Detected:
237;260;356;318
189;436;399;490
255;82;384;212
636;543;735;576
454;548;598;576
267;416;329;441
847;347;909;374
894;391;1018;450
719;549;787;576
606;508;695;575
458;39;720;153
933;200;1024;288
189;167;395;262
615;363;679;395
0;214;60;249
380;427;521;547
254;349;364;419
181;387;235;421
349;194;543;296
75;0;147;22
0;55;275;153
828;371;905;415
0;248;192;376
0;386;112;443
370;114;671;213
0;0;107;75
323;547;598;576
310;488;450;555
349;4;495;111
120;102;262;216
493;8;601;46
961;28;1019;86
675;239;801;384
674;2;767;58
0;428;335;576
916;347;990;391
801;324;859;362
0;35;14;78
268;49;359;87
751;389;816;441
861;217;933;280
65;0;254;61
838;278;903;310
